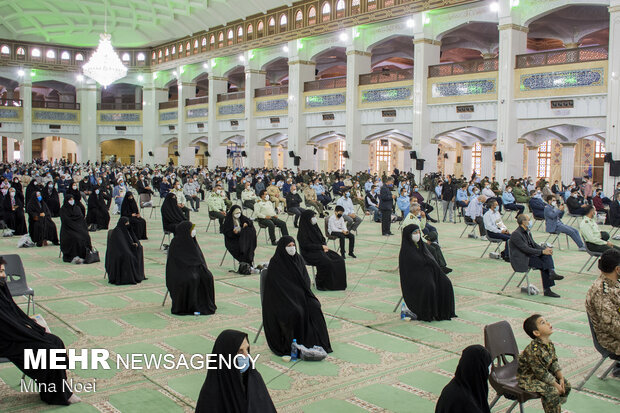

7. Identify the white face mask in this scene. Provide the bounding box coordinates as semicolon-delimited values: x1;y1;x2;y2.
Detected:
310;217;318;225
285;246;296;256
68;200;75;206
292;190;297;194
411;233;421;243
265;195;270;201
551;201;557;207
191;229;197;238
234;212;241;219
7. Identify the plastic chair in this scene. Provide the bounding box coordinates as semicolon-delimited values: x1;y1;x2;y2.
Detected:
3;254;35;316
579;242;603;274
576;314;620;390
253;268;268;343
484;321;541;413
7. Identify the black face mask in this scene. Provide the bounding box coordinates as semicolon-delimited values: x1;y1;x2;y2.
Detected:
336;214;343;218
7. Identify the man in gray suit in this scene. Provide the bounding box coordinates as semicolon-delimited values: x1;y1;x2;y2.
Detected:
543;195;585;250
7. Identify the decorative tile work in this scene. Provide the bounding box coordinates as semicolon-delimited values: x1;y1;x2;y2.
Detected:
100;113;141;122
305;93;346;108
218;104;245;116
520;68;604;91
361;87;412;103
0;108;19;119
34;110;77;121
431;79;496;98
186;108;208;118
256;99;288;112
159;111;178;121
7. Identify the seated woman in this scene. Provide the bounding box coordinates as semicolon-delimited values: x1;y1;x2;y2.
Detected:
165;221;216;315
161;192;186;234
65;182;85;216
3;187;27;235
221;205;257;268
59;195;92;263
41;181;60;217
196;329;276;413
26;191;59;247
436;345;492;413
399;224;456;322
86;188;110;231
120;192;147;240
297;210;347;291
0;257;80;405
106;217;145;285
262;236;332;356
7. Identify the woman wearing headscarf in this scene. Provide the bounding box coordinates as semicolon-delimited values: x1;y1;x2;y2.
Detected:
106;217;145;285
435;345;492;413
161;192;187;234
59;194;92;263
11;177;22;195
26;191;59;247
86;187;110;231
3;187;27;235
195;329;276;413
165;221;216;315
65;181;85;216
262;236;332;356
25;178;40;204
399;224;456;322
221;205;257;268
297;209;347;291
0;256;80;405
41;181;60;217
120;192;147;240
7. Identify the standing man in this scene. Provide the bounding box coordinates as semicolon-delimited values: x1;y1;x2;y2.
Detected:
441;176;456;223
380;177;396;236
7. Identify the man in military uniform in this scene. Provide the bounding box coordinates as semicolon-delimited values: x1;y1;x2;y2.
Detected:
586;249;620;377
517;314;571;413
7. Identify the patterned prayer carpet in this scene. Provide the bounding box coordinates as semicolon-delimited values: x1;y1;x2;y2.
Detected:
0;205;618;412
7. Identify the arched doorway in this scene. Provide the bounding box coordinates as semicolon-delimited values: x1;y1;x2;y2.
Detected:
100;138;139;164
32;137;78;163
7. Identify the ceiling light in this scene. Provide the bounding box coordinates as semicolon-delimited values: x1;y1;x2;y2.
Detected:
490;2;499;12
406;19;415;28
173;70;178;77
339;32;348;42
76;74;84;81
203;62;208;69
282;45;289;53
137;75;144;81
239;55;245;62
17;69;24;77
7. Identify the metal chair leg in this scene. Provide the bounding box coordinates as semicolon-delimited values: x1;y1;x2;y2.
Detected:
587;258;598;271
219;250;228;267
576;356;608;390
162;290;169;306
393;296;403;312
579;256;593;273
480;242;492;258
488;394;501;409
501;272;517;292
506;401;519;413
599;359;616;380
253;322;263;343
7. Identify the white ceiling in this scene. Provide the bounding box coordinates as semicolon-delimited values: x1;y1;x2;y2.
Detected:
0;0;286;48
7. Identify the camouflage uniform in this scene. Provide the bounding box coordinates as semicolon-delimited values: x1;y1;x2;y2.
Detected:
517;338;571;413
585;275;620;355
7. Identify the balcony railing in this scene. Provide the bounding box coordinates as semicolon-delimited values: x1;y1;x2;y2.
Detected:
304;76;347;92
185;96;209;106
217;92;245;102
32;101;80;110
158;100;178;110
359;69;413;85
255;85;289;97
97;102;142;110
516;45;609;69
0;98;22;107
429;58;499;78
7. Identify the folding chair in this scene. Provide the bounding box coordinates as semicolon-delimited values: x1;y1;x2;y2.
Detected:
480;236;504;258
205;214;220;233
256;221;272;243
576;314;620;390
579;243;602;274
500;246;533;295
324;217;339;251
162;289;169;306
160;230;172;250
502;208;517;222
149;194;161;219
253;269;268;343
459;219;477;238
219;249;238;272
543;231;570;251
566;212;581;226
3;254;35;316
393;296;404;312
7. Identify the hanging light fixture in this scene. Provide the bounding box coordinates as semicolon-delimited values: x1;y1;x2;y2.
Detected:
82;0;127;87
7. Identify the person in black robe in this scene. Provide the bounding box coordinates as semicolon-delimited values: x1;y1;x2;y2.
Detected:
26;192;59;247
25;179;40;204
435;345;492;413
161;192;187;234
196;329;276;413
399;224;456;322
65;182;85;216
11;177;22;195
41;182;60;217
0;257;79;405
85;188;110;230
165;221;216;315
120;193;147;240
222;205;257;267
297;209;347;291
106;217;145;285
3;188;27;235
263;236;332;356
59;195;92;263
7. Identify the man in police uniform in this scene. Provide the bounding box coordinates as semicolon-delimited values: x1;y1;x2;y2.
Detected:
586;249;620;377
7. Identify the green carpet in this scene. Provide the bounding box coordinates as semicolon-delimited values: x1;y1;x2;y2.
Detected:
0;207;618;412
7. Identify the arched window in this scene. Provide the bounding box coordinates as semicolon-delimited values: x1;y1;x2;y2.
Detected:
375;140;391;173
218;32;224;43
16;47;25;56
201;37;207;46
247;24;253;39
269;17;275;26
537;140;552;179
137;52;145;61
280;14;287;26
194;39;198;48
165;48;169;56
237;26;243;38
31;48;41;57
46;50;55;59
0;45;9;55
158;50;162;58
171;46;176;55
227;29;234;45
75;53;84;61
367;0;377;11
322;2;331;22
257;20;264;35
186;42;190;51
228;29;234;39
351;0;360;14
60;51;70;60
336;0;345;18
295;10;303;28
308;6;317;25
268;17;276;35
122;52;130;61
179;43;183;53
152;51;157;60
210;35;215;45
595;141;606;159
472;142;481;175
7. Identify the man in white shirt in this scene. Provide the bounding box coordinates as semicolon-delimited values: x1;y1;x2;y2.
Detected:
483;199;510;260
465;194;487;240
255;190;289;245
182;177;200;212
241;182;258;211
328;205;356;259
336;189;362;231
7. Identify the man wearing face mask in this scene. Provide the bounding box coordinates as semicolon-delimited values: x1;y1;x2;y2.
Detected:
502;185;525;217
328;205;356;259
302;183;325;218
483;199;511;261
379;177;397;236
285;184;306;228
207;184;227;229
241;182;259;211
255;190;289;245
336;189;362;232
528;189;546;219
171;181;191;220
509;214;563;298
566;188;589;216
266;179;285;212
544;196;585;250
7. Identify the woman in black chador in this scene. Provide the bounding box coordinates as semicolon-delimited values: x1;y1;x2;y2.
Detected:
41;181;60;217
262;236;332;356
221;205;257;267
59;194;92;263
3;187;27;235
161;192;186;234
86;187;110;230
65;181;85;216
26;191;59;247
297;209;347;290
120;192;147;240
105;217;145;285
195;329;276;413
165;221;216;315
399;224;456;322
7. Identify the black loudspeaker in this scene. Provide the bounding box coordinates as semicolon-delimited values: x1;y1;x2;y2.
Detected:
288;151;295;158
313;147;318;155
443;153;448;159
174;151;180;156
241;151;247;157
409;151;417;159
226;149;231;155
415;159;425;171
494;151;503;161
148;151;154;156
204;151;210;157
604;152;613;163
611;160;620;177
194;147;199;154
342;151;349;158
293;156;301;166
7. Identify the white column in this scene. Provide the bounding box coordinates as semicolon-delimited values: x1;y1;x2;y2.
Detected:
245;64;266;168
462;146;473;178
76;81;98;163
402;149;412;172
142;79;167;164
20;76;32;163
269;146;279;168
605;1;620;194
561;143;576;186
208;73;228;168
135;87;142;106
6;138;15;162
177;79;196;166
480;144;494;178
134;140;142;164
412;29;441;174
317;147;327;171
527;146;538;178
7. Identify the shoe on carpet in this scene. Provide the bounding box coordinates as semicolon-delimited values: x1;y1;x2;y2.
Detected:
489;252;501;259
271;241;278;246
479;235;488;241
578;246;587;251
550;272;564;281
543;289;561;298
348;253;357;258
441;267;452;274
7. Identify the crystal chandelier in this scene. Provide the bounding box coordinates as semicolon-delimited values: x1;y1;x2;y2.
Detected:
82;1;127;87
